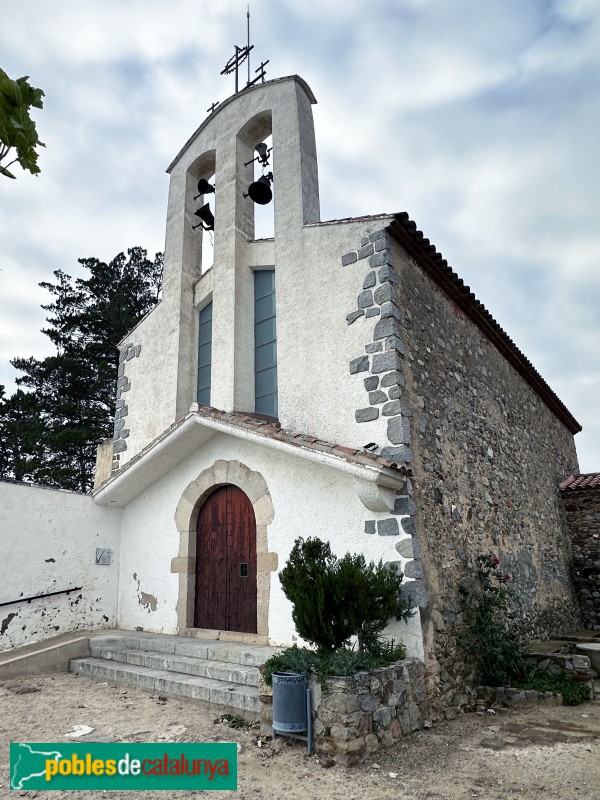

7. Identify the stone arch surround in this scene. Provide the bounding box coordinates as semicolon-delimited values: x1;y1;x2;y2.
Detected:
171;459;277;643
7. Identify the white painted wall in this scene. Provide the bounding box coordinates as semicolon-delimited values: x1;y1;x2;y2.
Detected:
114;432;423;659
0;481;121;651
113;76;395;470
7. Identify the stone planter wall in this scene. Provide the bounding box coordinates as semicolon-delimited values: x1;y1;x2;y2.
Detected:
562;487;600;629
260;658;429;767
527;649;594;685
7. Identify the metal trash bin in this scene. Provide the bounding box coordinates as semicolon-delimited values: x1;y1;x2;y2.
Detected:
272;671;308;731
271;671;312;752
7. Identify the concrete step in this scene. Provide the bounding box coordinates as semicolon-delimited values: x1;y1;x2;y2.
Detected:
90;646;260;687
68;630;281;719
89;632;278;667
69;657;261;714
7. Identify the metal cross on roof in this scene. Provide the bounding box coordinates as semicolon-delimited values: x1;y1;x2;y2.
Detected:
218;7;269;95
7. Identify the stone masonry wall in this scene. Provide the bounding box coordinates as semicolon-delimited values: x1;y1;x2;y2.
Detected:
312;658;428;766
260;658;428;767
562;489;600;629
112;340;141;470
386;238;581;718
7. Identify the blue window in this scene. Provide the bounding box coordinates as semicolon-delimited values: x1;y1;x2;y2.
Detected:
254;271;277;417
197;301;212;405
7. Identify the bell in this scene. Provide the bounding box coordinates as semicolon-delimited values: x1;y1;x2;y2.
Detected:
255;142;269;160
247;175;272;205
194;178;215;200
192;203;215;231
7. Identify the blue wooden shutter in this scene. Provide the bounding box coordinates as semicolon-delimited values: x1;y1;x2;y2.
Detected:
197;301;212;405
254;271;277;417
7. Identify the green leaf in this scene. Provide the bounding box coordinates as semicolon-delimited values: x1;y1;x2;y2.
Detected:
0;165;16;178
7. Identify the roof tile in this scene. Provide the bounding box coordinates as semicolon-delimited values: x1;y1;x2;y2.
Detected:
193;406;410;474
560;473;600;492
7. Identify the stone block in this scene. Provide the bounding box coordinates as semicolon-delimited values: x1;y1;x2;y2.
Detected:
400;579;427;609
401;516;416;534
369;391;388;405
116;375;128;388
358;243;374;259
358;290;374;309
380;445;413;464
364;520;376;535
369;251;388;268
356;407;379;423
121;382;131;393
321;692;361;715
360;694;378;711
134;345;141;357
120;429;130;439
373;707;392;727
377;518;399;536
365;342;383;353
394;496;417;515
388;385;403;400
114;418;125;432
384;335;405;355
346;309;364;325
381;369;405;387
374;317;401;340
365;307;380;317
404;560;423;579
369;229;386;243
365;733;379;754
388;416;412;445
374;283;394;304
350;356;369;374
363;271;376;289
380;301;401;320
378;265;399;284
382;400;405;416
374;237;387;252
371;351;402;374
364;376;379;391
126;346;136;361
342;251;358;266
118;363;125;378
330;725;355;741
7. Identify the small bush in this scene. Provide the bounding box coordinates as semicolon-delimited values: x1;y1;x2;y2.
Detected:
518;673;590;706
262;642;406;689
278;537;412;653
458;553;529;686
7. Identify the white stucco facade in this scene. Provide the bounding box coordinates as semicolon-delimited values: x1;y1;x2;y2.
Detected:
0;481;121;651
1;72;423;662
95;420;423;658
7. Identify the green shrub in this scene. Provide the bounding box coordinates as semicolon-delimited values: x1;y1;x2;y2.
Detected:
518;673;590;706
278;537;413;653
458;553;529;686
262;642;406;689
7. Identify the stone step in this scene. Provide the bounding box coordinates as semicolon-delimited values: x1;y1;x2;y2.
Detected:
69;657;261;715
89;632;278;667
90;646;260;687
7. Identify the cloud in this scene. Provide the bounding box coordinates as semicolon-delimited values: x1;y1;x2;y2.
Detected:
0;0;598;471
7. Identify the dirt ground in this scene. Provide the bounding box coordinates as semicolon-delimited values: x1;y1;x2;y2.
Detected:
2;671;600;799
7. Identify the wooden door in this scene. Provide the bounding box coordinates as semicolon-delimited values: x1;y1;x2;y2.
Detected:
194;485;257;633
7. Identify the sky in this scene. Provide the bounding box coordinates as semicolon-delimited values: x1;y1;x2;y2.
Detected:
0;0;598;472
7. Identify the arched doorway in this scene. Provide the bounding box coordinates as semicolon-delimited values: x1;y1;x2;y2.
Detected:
194;484;257;633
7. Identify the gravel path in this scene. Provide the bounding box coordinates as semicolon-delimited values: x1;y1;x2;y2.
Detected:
2;672;600;799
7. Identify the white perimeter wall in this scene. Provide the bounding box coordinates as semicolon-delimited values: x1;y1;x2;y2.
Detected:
116;432;423;659
0;481;121;651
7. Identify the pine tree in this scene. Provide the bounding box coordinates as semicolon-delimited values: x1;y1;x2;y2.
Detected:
3;247;163;491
